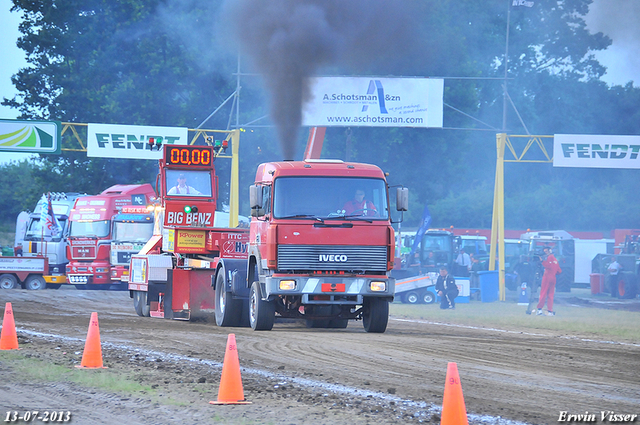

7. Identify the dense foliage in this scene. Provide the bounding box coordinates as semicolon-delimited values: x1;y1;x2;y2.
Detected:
2;0;640;234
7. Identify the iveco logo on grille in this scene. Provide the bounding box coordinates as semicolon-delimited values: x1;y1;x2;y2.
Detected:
319;254;348;262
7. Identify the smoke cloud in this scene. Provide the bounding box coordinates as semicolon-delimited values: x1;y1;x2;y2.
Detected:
224;0;419;160
585;0;640;86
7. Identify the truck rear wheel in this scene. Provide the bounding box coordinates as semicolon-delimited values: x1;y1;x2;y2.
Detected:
0;274;19;289
305;306;348;328
363;297;389;333
422;290;435;304
215;271;242;327
249;281;274;331
618;272;637;299
404;291;419;304
133;291;150;317
25;275;47;290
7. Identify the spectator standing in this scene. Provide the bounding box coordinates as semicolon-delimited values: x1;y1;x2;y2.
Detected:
607;256;622;298
455;248;471;277
536;247;562;316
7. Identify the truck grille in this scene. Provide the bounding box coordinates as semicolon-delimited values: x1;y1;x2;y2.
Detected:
277;245;387;273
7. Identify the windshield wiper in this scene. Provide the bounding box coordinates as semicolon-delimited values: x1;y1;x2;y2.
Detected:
280;214;324;223
330;213;374;223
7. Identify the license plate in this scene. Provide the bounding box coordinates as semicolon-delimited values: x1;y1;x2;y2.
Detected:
321;283;345;292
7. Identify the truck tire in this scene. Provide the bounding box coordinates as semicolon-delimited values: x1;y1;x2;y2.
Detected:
46;283;62;289
305;306;331;328
422;290;435;304
306;306;348;328
215;271;242;327
249;281;275;331
328;318;349;328
363;297;389;333
617;272;637;299
133;291;150;317
24;275;46;290
0;274;19;290
404;291;420;304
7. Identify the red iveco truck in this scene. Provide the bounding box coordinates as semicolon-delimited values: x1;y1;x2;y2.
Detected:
66;184;155;289
129;144;407;333
245;160;407;332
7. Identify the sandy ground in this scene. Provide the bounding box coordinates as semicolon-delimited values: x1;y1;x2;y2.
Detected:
1;288;639;425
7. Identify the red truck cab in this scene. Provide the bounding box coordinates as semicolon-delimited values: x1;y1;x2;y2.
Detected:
247;159;407;332
66;184;155;289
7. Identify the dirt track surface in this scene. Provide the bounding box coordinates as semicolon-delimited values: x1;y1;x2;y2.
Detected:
1;289;639;425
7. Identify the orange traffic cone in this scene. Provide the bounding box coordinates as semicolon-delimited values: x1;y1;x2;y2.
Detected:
75;312;107;369
0;302;20;350
210;334;251;405
441;362;468;425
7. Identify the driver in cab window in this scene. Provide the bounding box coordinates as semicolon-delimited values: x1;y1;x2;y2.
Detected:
343;189;377;216
167;173;202;196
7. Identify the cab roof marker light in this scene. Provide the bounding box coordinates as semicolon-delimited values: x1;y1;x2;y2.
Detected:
304;159;344;163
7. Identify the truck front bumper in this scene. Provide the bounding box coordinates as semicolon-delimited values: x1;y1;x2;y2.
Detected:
264;275;395;304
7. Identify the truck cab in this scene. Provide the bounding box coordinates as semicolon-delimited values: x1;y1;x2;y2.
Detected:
110;205;155;282
247;159;407;332
18;192;86;287
66;184;155;289
519;230;574;292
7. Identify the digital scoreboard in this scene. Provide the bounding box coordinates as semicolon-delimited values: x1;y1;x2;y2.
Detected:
164;145;213;168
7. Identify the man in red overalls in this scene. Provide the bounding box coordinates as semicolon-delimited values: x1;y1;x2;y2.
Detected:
343;189;377;217
536;246;562;316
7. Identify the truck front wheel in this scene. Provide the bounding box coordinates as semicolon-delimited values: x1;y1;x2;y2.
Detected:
0;274;19;289
249;281;275;331
215;271;242;327
363;297;389;333
25;275;46;290
133;291;150;317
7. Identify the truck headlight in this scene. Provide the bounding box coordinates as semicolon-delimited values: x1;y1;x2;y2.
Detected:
279;280;296;290
369;281;386;292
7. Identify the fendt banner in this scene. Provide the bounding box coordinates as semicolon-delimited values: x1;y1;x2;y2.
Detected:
87;123;188;159
302;77;444;128
0;119;61;154
554;134;640;169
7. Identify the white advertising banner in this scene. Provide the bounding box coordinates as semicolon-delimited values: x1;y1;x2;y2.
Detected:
554;134;640;169
302;77;443;128
87;123;188;159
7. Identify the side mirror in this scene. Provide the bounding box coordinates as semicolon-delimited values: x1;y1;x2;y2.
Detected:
249;184;264;217
396;187;408;211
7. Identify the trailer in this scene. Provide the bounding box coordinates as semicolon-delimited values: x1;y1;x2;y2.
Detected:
394;274;437;304
0;256;49;290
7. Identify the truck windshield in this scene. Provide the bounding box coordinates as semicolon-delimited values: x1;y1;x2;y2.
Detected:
165;170;212;197
113;222;154;243
461;239;487;255
24;217;67;241
69;220;110;238
273;177;389;220
421;234;453;266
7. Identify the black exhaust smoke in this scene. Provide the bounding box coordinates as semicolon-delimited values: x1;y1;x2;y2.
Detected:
224;0;418;160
